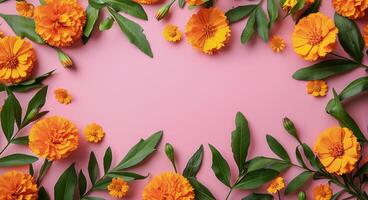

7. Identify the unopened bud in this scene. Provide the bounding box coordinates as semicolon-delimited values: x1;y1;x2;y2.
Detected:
283;117;300;142
56;49;73;68
155;0;175;21
298;191;306;200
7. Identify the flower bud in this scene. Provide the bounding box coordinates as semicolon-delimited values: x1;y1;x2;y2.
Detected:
165;143;177;172
56;49;73;68
283;117;300;142
155;0;175;21
298;191;307;200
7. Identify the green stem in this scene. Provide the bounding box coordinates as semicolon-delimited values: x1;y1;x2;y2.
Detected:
0;129;21;155
277;191;282;200
225;188;233;200
330;52;368;68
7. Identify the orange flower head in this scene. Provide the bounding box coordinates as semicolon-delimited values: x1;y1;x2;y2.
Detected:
54;88;72;104
16;0;34;18
314;127;361;175
332;0;368;19
313;184;332;200
292;12;338;61
107;177;129;198
29;116;79;161
84;123;105;143
0;36;36;84
186;0;204;6
163;24;182;42
34;0;86;47
0;171;38;200
267;177;285;194
307;80;328;97
134;0;160;4
282;0;297;10
142;172;195;200
185;7;231;54
270;35;286;53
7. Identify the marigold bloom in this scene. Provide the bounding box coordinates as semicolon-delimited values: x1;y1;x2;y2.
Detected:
29;116;79;161
107;177;129;198
54;88;72;105
16;0;34;18
142;172;195;200
314;127;361;175
267;177;285;194
282;0;297;10
0;36;36;84
163;25;182;42
292;13;338;61
307;80;328;97
186;0;204;6
34;0;86;47
0;31;4;38
332;0;368;19
270;36;286;53
185;7;231;54
313;184;332;200
84;123;105;143
134;0;160;4
0;171;38;200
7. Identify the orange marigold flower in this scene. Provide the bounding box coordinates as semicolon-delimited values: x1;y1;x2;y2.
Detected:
16;0;34;18
0;36;36;84
0;31;4;38
163;24;182;42
282;0;297;10
107;177;129;198
186;0;204;6
267;177;285;194
0;171;38;200
84;123;105;143
306;80;328;97
292;12;338;61
54;88;72;105
314;127;361;175
313;184;332;200
142;172;195;200
270;36;286;53
34;0;86;47
29;116;79;161
185;7;231;55
134;0;160;4
332;0;368;19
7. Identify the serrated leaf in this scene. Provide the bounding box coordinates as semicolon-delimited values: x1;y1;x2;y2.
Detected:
103;147;112;173
209;144;231;187
255;7;269;42
225;5;257;24
106;0;147;20
78;170;87;197
54;164;77;200
83;6;100;44
188;177;216;200
88;152;99;185
266;135;290;162
235;169;279;189
285;171;313;194
183;145;204;178
0;154;38;167
231;112;250;174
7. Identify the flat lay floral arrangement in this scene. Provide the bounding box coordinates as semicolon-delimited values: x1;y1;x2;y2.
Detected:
0;0;367;199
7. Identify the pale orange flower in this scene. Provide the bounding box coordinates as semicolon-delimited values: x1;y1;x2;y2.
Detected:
34;0;86;47
332;0;368;19
84;123;105;143
29;116;79;161
16;0;34;18
0;171;38;200
267;177;285;194
306;80;328;97
186;0;204;6
54;88;72;105
107;177;129;198
162;24;182;42
313;184;332;200
270;36;286;53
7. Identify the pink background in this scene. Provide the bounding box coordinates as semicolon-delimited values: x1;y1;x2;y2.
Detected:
0;0;368;199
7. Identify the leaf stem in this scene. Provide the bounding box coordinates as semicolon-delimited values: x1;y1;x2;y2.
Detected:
0;129;21;155
330;52;368;68
225;188;233;200
277;191;282;200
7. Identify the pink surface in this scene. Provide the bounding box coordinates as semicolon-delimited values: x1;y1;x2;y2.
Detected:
1;0;368;199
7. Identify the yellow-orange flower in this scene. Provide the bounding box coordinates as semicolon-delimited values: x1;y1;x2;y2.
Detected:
29;116;79;161
185;7;231;54
142;172;195;200
16;0;34;18
314;127;361;175
163;25;182;43
267;177;285;194
0;171;38;200
186;0;204;6
332;0;368;19
292;12;338;61
313;184;332;200
0;31;4;38
84;123;105;143
134;0;160;4
54;88;72;105
34;0;86;47
282;0;297;10
307;80;328;97
0;36;36;84
270;36;286;53
306;0;315;3
107;177;129;198
363;25;368;47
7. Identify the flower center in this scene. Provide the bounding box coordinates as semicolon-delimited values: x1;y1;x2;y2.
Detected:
169;31;177;37
308;30;323;45
313;84;321;92
7;57;19;69
203;24;215;38
328;143;344;157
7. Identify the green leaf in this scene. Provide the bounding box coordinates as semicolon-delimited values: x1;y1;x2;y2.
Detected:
301;143;320;169
5;90;22;128
11;136;29;145
209;144;231;187
231;112;251;174
22;86;48;127
188;177;216;200
88;152;99;185
297;0;321;22
29;163;34;176
295;146;307;169
235;169;279;189
38;159;53;184
54;163;78;200
106;0;147;20
334;13;364;62
290;0;305;14
0;153;38;167
99;16;114;31
0;14;44;44
38;187;50;200
107;171;148;181
285;171;313;194
78;170;87;197
116;131;163;170
1;94;15;141
266;135;290;162
225;5;257;24
103;147;112;173
178;0;185;8
292;59;360;80
83;197;105;200
183;145;204;178
255;7;269;42
267;0;278;27
83;6;100;44
241;12;256;44
108;8;153;57
247;156;291;173
88;0;106;9
331;191;344;200
94;176;112;190
327;90;367;143
356;162;368;177
7;70;55;93
242;193;273;200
